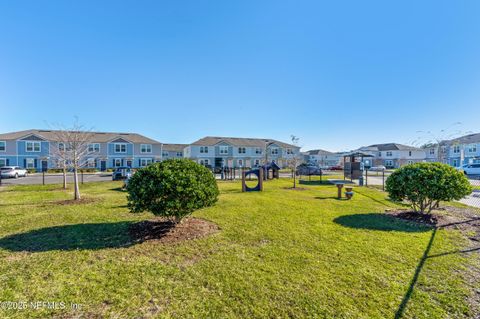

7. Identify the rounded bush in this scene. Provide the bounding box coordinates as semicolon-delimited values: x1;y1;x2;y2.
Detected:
126;159;219;222
386;162;472;214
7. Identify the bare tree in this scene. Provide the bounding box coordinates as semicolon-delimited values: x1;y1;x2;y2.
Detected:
287;135;301;188
50;140;69;189
51;120;95;200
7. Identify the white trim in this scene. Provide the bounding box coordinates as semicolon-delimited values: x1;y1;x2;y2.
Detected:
114;143;127;153
140;144;152;154
114;158;122;167
0;158;6;167
88;143;100;153
25;141;41;152
26;158;35;168
0;141;5;152
140;158;153;167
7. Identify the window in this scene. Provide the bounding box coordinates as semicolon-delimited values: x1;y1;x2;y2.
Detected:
452;159;460;167
199;159;209;166
114;159;122;167
238;147;246;154
114;143;127;153
271;148;279;155
237;159;243;167
88;143;100;153
408;151;412;156
219;146;228;154
140;158;153;167
385;160;394;168
200;146;208;153
286;148;293;155
26;158;35;168
176;152;183;157
162;151;169;157
87;158;96;168
407;160;414;165
0;141;5;152
254;159;260;166
0;158;6;167
386;151;393;157
58;143;65;152
255;148;262;154
140;144;152;153
468;144;477;153
429;148;435;155
378;152;382;157
453;145;460;153
26;141;41;152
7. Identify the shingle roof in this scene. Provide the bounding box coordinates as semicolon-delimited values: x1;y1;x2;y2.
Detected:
450;133;480;144
363;143;422;151
162;143;188;152
0;129;161;144
190;136;300;149
305;149;335;156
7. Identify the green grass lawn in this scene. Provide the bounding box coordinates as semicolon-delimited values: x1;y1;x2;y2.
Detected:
0;179;475;318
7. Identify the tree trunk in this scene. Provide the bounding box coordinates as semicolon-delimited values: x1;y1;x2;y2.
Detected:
293;171;296;188
62;164;67;189
73;167;81;200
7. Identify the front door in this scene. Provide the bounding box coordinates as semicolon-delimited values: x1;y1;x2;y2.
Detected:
100;160;106;171
215;157;223;168
41;160;48;172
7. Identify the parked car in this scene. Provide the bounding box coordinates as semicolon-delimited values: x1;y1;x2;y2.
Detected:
0;166;28;179
296;164;322;176
457;164;480;175
328;165;343;171
369;166;386;172
112;167;133;181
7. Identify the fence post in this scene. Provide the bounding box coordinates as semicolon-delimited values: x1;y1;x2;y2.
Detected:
365;168;368;186
382;169;385;191
81;170;84;184
42;171;45;185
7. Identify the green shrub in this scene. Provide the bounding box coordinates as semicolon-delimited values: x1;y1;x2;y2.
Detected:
27;169;37;174
386;162;472;214
126;159;219;223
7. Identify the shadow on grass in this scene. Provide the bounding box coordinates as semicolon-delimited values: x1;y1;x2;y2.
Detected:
0;222;146;252
110;187;125;192
298;180;332;186
334;213;431;233
314;196;349;201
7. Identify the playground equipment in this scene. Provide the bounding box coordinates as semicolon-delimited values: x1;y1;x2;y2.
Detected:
343;152;374;181
261;161;280;180
335;182;354;200
242;168;264;192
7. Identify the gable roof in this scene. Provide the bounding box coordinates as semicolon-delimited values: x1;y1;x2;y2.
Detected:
191;136;300;149
0;129;161;144
162;143;188;152
449;133;480;144
361;143;422;152
305;149;335;156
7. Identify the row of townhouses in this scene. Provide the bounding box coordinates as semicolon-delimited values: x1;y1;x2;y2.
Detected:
303;133;480;169
0;130;301;171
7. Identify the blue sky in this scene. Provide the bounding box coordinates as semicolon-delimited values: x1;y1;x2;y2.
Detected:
1;1;479;151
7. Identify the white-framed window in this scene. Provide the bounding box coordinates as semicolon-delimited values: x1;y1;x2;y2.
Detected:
114;158;122;167
378;152;382;157
140;158;153;167
114;143;127;153
140;144;152;153
254;159;260;166
219;146;228;154
237;159;244;167
271;148;278;155
408;151;412;156
88;143;100;153
238;147;246;154
176;152;183;157
255;148;262;154
58;143;65;152
468;144;477;153
200;146;208;153
453;145;460;153
199;159;209;166
162;151;169;157
452;159;460;167
87;158;96;168
386;151;393;157
407;160;414;165
0;158;6;167
26;141;41;152
385;160;394;167
286;148;293;155
26;158;35;168
429;148;435;155
0;141;5;152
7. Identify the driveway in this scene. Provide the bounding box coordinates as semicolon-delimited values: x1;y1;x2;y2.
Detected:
0;173;113;185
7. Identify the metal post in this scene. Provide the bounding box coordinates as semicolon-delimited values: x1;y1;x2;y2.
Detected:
81;170;84;184
42;171;45;185
365;168;368;186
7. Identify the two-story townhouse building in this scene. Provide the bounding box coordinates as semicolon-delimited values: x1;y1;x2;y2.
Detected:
357;143;427;169
161;144;188;160
0;129;163;171
304;149;342;167
183;136;301;169
444;133;480;167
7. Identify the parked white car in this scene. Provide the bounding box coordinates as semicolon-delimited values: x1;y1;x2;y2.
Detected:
457;163;480;176
0;166;28;178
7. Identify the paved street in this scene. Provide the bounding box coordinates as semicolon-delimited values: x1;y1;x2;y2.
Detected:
0;173;113;185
